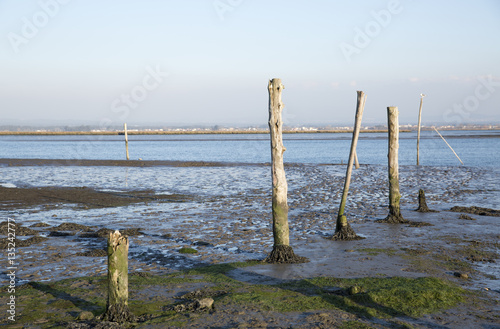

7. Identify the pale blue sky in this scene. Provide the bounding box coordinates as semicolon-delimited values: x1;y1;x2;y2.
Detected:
1;0;499;127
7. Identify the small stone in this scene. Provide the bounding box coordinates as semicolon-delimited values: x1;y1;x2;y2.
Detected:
348;286;362;295
77;311;94;320
453;272;469;279
196;298;214;310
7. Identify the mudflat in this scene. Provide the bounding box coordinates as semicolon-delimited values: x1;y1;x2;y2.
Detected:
0;160;499;328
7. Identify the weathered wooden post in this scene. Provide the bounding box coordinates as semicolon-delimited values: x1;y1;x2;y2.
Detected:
331;91;366;240
264;79;307;263
377;107;408;223
102;231;136;323
416;189;436;212
416;94;425;166
124;123;130;161
354;150;360;169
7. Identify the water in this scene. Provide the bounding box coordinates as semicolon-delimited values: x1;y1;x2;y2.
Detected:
0;130;499;167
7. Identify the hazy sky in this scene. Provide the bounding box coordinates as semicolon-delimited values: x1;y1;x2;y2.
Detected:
1;0;499;127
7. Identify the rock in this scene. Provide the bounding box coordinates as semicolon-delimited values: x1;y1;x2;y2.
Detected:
77;311;94;321
453;272;469;279
196;298;214;310
348;286;362;295
459;214;476;221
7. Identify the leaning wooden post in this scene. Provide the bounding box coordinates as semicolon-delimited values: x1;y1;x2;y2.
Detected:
416;94;425;166
102;231;136;323
124;123;130;161
378;107;408;223
264;79;307;264
354;150;360;169
331;91;366;240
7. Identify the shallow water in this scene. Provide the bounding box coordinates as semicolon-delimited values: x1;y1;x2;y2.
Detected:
1;130;499;166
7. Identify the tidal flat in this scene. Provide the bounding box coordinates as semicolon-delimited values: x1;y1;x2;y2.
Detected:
0;160;499;328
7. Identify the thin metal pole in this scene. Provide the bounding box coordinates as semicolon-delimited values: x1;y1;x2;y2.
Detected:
416;94;425;165
433;127;463;165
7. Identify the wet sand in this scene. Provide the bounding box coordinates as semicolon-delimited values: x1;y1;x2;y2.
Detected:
0;160;499;328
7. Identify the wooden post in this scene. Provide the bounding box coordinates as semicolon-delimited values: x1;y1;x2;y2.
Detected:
102;231;135;323
354;150;360;169
416;94;425;166
331;91;366;240
124;123;130;161
264;79;306;264
378;107;408;223
416;189;436;212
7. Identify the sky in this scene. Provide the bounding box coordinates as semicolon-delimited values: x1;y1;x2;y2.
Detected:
1;0;499;127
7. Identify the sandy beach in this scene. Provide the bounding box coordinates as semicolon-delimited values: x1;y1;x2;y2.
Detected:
1;159;499;328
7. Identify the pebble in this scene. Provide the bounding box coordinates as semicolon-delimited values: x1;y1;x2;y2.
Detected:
453;272;469;279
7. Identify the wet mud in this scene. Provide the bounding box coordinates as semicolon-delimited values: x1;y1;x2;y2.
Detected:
0;186;192;210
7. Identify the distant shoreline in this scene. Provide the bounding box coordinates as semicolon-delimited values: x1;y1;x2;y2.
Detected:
0;129;392;136
1;128;498;136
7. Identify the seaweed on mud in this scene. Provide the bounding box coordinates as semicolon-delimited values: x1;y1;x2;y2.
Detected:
0;236;48;249
450;206;500;217
76;249;107;257
0;221;39;236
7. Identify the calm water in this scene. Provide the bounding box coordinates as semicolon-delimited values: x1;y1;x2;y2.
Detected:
0;130;499;167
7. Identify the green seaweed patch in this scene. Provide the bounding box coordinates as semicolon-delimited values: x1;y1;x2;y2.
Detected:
357;248;397;256
178;247;198;254
0;262;468;327
187;260;261;275
222;276;465;319
400;248;431;256
304;276;465;318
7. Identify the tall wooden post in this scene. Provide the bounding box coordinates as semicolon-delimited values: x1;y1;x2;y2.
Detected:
331;91;366;240
264;79;307;264
416;94;425;166
378;107;408;223
102;231;135;323
124;123;130;161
